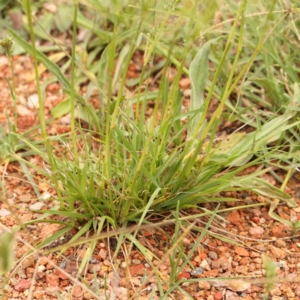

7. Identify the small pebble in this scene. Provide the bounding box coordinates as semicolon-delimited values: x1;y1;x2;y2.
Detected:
27;94;39;108
200;259;211;271
191;267;203;276
270;286;282;296
255;244;266;251
38;265;45;272
88;264;101;272
274;239;286;248
295;285;300;296
198;281;211;290
211;260;220;269
29;202;45;211
260;217;266;224
132;259;141;265
249;226;264;236
208;251;218;260
286;287;295;297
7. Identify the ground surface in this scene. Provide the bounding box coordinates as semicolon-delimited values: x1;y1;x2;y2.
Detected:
1;54;300;300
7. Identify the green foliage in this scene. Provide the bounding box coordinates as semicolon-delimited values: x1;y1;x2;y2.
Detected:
7;0;298;226
2;1;300;296
54;4;74;33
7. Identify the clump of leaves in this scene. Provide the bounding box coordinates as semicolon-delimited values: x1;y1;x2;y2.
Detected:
8;0;297;229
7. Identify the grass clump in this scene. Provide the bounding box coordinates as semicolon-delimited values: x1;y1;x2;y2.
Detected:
5;0;293;227
1;0;300;298
3;0;296;245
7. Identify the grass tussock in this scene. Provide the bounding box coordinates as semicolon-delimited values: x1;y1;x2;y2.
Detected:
0;0;300;298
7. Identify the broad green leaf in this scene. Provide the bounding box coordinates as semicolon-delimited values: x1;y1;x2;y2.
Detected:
51;98;71;118
77;12;112;41
228;116;300;166
250;178;296;207
23;13;55;41
54;5;73;33
188;38;219;134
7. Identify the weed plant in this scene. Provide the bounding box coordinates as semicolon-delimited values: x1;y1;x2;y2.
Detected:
1;0;300;298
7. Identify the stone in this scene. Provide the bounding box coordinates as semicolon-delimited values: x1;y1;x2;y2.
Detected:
235;265;248;275
270;286;282;296
46;273;59;286
198;281;211;290
32;290;44;300
43;3;57;13
14;279;31;292
225;291;240;300
98;248;107;260
250;251;260;258
129;264;148;276
213;292;223;300
285;287;295;297
132;259;141;265
55;269;69;280
227;211;242;225
295;285;300;296
17;105;31;116
249;226;264;237
27;94;39;109
226;280;250;292
83;292;93;299
45;286;60;296
255;244;266;251
72;286;82;298
274;239;286;248
113;287;127;299
216;246;231;255
211;260;220;269
219;255;232;271
208;251;218;260
200;259;211;271
179;78;191;89
269;245;286;259
177;272;191;280
0;208;11;217
234;247;249;257
88;264;101;273
191;267;203;276
272;224;285;238
239;257;250;265
40;223;60;237
29;202;45;211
